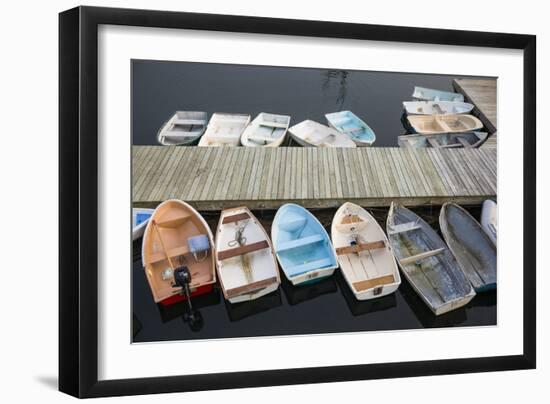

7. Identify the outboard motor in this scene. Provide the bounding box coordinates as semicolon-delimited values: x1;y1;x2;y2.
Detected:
172;266;196;322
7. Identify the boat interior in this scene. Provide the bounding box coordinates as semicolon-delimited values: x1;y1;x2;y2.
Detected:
143;202;215;302
388;206;472;306
165;112;207;137
274;206;336;278
246;114;290;145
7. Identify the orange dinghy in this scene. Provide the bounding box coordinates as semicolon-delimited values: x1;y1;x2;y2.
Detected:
141;200;216;306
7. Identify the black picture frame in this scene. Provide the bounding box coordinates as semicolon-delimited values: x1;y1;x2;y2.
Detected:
59;5;536;398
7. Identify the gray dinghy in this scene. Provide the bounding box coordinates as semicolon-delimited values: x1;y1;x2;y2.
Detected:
386;203;475;315
439;203;497;292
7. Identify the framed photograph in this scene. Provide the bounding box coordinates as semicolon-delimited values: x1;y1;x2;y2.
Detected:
59;6;536;398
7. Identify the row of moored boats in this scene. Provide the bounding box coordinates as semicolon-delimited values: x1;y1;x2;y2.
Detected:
133;199;497;316
156;86;488;149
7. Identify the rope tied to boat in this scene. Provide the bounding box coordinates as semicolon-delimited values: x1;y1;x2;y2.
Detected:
227;221;253;284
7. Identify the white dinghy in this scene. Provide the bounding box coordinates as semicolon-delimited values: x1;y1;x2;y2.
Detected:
331;202;401;300
480;200;497;245
157;111;208;146
403;101;474;115
288;120;356;148
198;113;251;146
240;113;291;147
215;207;280;303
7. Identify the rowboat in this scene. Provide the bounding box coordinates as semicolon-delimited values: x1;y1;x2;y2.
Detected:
198;113;251;146
440;203;497;292
132;208;154;240
157;111;208;146
325;111;376;146
403;101;474;115
288;120;356;148
240;113;291;147
272;203;338;285
141;199;216;306
412;86;465;102
215;207;280;303
398;131;488;148
331;202;401;300
386;203;475;315
407;114;483;135
480;200;497;245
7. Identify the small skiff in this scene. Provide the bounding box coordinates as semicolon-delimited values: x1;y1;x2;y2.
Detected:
386;203;475;315
272;203;338;285
407;114;483;135
215;207;280;303
142;199;216;305
325;111;376;146
440;203;497;292
331;202;401;300
132;208;154;241
288;120;356;148
157;111;208;146
412;86;465;102
403;101;474;115
398;131;488;149
240;113;291;147
198;113;251;146
480;199;497;245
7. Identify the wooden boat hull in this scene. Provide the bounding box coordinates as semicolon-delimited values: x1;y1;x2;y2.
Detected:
198;113;251;146
141;199;216;305
288;120;356;148
332;202;401;300
481;200;497;245
132;208;154;241
157;111;207;146
215;207;280;303
412;86;464;102
398;132;488;148
439;203;497;292
240;113;291;147
325;111;376;146
407;114;483;135
272;203;338;285
403;101;474;115
386;203;475;315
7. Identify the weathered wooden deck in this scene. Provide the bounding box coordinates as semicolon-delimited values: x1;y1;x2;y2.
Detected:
133;146;496;210
453;78;497;148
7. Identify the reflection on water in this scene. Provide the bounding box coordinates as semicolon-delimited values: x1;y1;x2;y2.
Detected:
225;290;282;322
157;289;221;332
281;275;338;306
322;70;349;111
336;271;397;316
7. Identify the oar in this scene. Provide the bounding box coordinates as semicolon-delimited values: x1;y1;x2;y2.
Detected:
152;220;195;318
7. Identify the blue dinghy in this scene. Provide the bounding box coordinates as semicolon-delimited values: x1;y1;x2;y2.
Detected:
412;86;464;102
271;204;338;285
325;111;376;146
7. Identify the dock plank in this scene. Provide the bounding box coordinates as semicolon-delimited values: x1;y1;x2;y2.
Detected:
133;146;496;209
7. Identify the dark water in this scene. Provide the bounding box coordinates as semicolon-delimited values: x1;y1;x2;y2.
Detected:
132;206;496;343
132;60;485;147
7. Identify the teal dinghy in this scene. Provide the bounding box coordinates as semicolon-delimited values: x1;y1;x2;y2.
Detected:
271;204;338;285
325;111;376;146
412;86;464;102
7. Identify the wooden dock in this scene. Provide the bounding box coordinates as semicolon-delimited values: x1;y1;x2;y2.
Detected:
133;146;496;210
453;78;497;148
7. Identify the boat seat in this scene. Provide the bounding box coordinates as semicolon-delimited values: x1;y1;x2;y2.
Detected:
259;122;288;129
388;221;421;235
217;240;270;261
277;234;324;253
173;119;205;126
277;215;307;232
344;126;364;133
335;240;385;255
222;212;250;224
225;276;278;299
285;257;333;277
399;247;446;266
247;134;278;143
353;274;395;292
144;245;188;265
